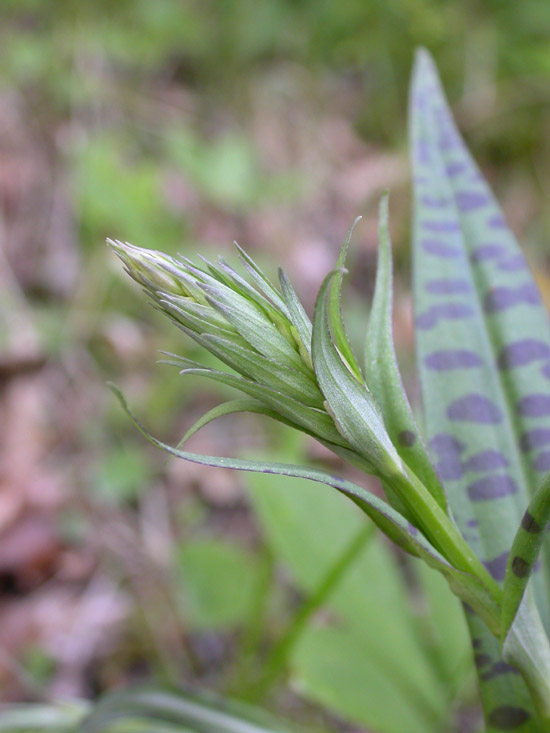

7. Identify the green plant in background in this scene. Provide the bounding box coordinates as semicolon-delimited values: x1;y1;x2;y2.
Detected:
5;49;550;733
102;50;550;731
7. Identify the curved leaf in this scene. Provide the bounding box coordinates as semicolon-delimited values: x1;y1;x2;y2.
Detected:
364;194;446;511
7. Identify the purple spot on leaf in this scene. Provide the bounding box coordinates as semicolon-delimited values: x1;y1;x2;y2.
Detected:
464;450;509;472
466;518;478;528
517;394;550;417
533;451;550;472
541;363;550;380
430;434;465;454
422;220;460;233
488;706;530;729
487;214;507;229
398;430;417;447
468;475;518;501
448;394;502;423
425;278;471;295
416;140;430;165
456;191;490;212
498;255;526;272
520;428;550;452
483;551;509;581
497;339;550;369
421;239;461;258
446;162;466;177
470;243;506;262
484;283;540;313
421;196;448;208
416;303;473;329
481;662;521;682
435;456;464;481
424;349;482;370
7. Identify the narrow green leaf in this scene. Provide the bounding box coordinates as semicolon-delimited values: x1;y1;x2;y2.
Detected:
327;217;363;379
364;193;447;510
81;688;297;733
278;268;313;363
173;365;346;447
176;399;293;446
502;471;550;638
109;384;502;629
411;47;545;729
312;269;400;476
201;334;323;408
203;288;306;373
234;243;291;318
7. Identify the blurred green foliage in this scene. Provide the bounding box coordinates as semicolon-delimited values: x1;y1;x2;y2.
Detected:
1;1;550;729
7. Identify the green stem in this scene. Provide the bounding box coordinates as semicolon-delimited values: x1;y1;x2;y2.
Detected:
503;592;550;730
389;468;502;614
246;523;374;702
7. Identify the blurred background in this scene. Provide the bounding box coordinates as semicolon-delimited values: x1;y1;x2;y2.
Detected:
1;2;550;731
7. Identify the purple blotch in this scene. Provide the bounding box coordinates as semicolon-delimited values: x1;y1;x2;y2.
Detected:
415;140;430;165
425;278;471;295
487;214;507;229
474;653;491;668
487;706;530;729
541;363;550;380
466;518;478;528
517;394;550;417
421;196;448;208
421;239;461;258
498;255;526;272
481;662;521;682
455;191;490;212
422;220;461;233
464;450;509;472
430;434;465;454
497;339;550;369
470;243;506;262
533;451;550;472
398;429;417;447
484;283;540;313
435;456;464;481
416;303;473;330
467;475;518;501
406;522;419;536
448;394;502;423
424;349;482;371
482;551;509;581
520;428;550;452
446;162;466;177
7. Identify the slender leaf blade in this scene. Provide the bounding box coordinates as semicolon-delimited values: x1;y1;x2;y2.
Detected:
364;193;446;510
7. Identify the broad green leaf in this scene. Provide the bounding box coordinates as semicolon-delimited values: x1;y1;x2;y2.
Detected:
411;48;548;729
81;688;297;733
175;540;260;630
245;447;454;732
364;194;446;511
502;471;550;637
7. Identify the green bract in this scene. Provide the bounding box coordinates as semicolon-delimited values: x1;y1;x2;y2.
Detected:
110;50;550;731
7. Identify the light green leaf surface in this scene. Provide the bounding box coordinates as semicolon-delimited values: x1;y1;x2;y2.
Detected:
175;540;260;630
364;194;446;511
411;48;550;729
245;440;472;731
